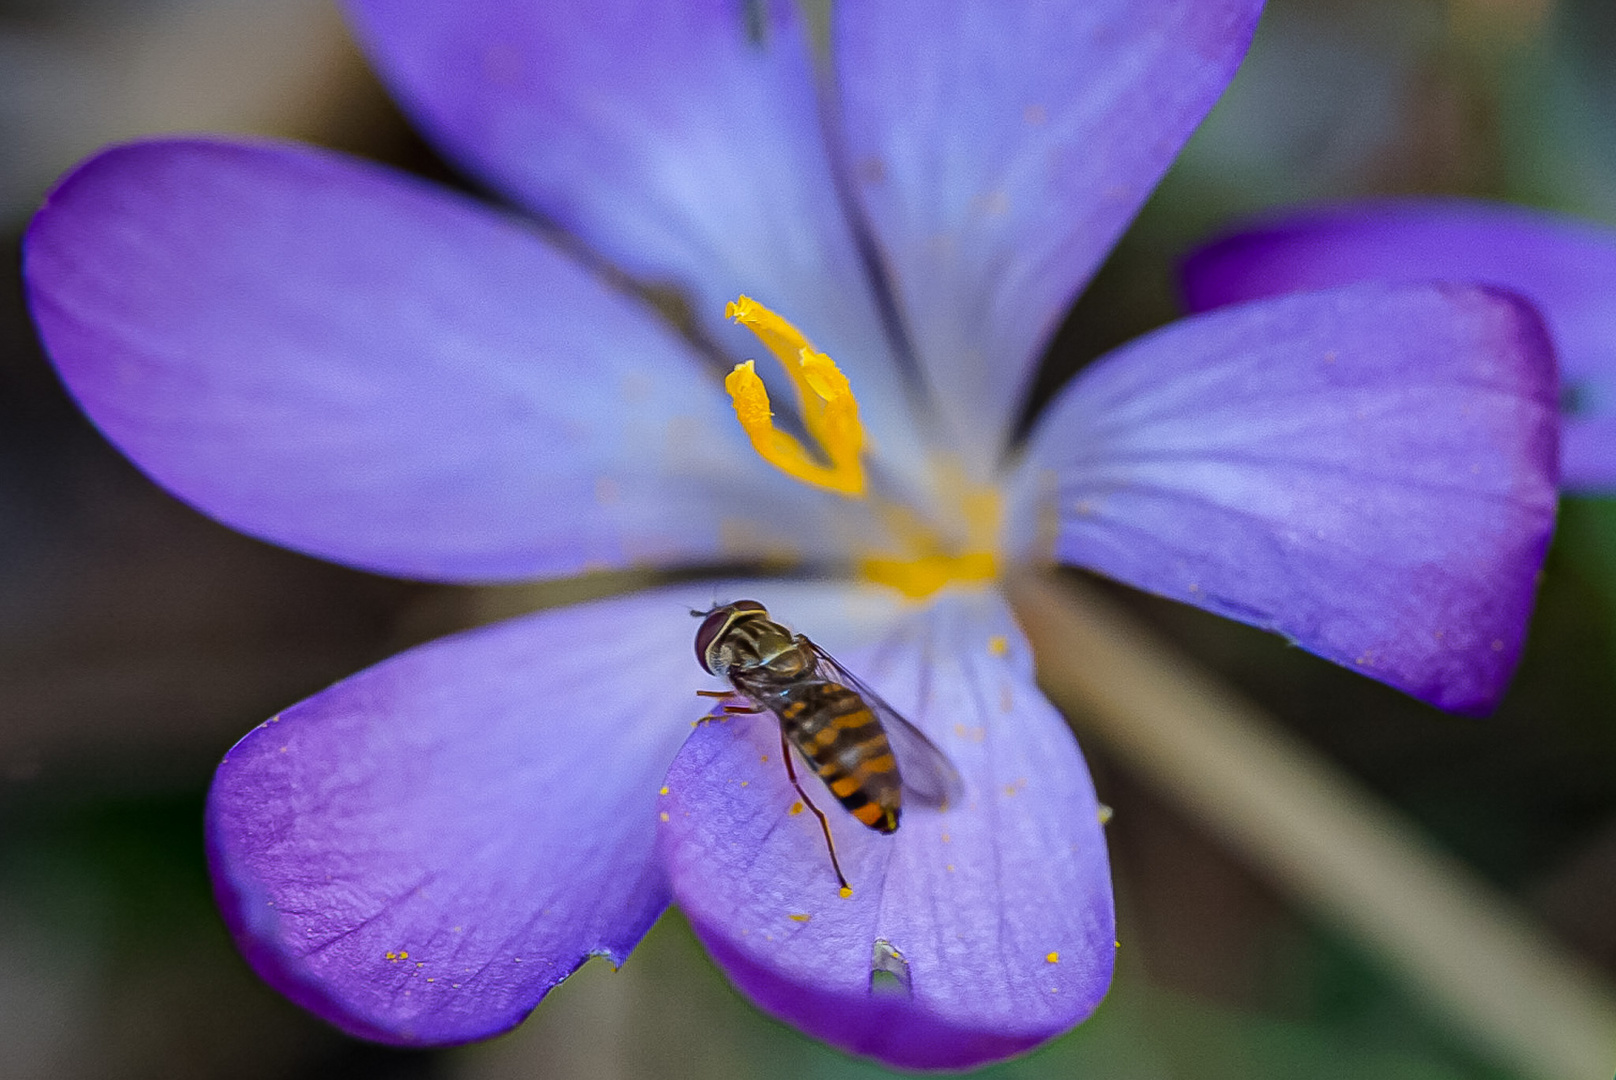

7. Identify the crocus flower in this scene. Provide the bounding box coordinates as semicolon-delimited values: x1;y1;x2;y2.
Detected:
1182;198;1616;492
22;0;1559;1070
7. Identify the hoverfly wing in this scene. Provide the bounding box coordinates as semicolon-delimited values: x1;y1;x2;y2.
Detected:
879;709;963;809
806;642;963;809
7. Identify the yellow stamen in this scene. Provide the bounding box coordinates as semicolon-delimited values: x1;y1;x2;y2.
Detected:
858;465;1002;599
859;551;997;599
724;296;866;497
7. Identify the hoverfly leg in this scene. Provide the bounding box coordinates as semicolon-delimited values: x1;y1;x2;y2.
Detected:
778;725;851;894
694;688;764;715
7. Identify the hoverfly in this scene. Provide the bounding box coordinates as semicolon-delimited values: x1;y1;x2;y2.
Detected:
694;600;960;891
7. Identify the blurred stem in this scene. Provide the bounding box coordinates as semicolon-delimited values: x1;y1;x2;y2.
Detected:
1006;568;1616;1080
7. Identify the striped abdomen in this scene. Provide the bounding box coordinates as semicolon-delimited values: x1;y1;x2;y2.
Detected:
774;679;902;833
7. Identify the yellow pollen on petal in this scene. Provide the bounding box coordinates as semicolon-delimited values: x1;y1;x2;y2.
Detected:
724;296;866;497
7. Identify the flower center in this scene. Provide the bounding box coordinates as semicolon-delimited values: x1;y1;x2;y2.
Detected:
724;297;1000;599
858;464;1001;598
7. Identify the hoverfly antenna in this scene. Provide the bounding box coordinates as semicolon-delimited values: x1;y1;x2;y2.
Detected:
688;607;705;618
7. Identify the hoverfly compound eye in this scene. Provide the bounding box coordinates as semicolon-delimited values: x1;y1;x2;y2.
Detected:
694;600;769;674
694;610;729;673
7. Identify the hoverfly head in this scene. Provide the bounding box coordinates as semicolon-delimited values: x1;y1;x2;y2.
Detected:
694;599;769;675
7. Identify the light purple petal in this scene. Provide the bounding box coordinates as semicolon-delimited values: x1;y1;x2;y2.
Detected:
659;584;1114;1070
1014;283;1558;715
205;586;714;1045
341;0;928;478
834;0;1263;464
1180;198;1616;491
24;138;845;583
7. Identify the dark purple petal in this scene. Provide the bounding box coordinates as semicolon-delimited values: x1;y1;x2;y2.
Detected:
342;0;926;474
834;0;1263;462
659;584;1114;1070
1014;283;1558;715
206;586;712;1045
1180;199;1616;491
24;138;843;583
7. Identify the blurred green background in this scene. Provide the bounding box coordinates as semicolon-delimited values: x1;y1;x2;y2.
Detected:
2;0;1614;1077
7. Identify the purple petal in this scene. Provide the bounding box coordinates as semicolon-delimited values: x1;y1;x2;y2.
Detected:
834;0;1263;462
341;0;927;475
1015;283;1558;715
1564;415;1616;491
1180;199;1616;491
205;585;715;1045
659;584;1114;1070
24;138;842;583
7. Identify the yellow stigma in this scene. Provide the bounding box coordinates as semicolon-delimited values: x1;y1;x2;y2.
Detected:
724;296;866;497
